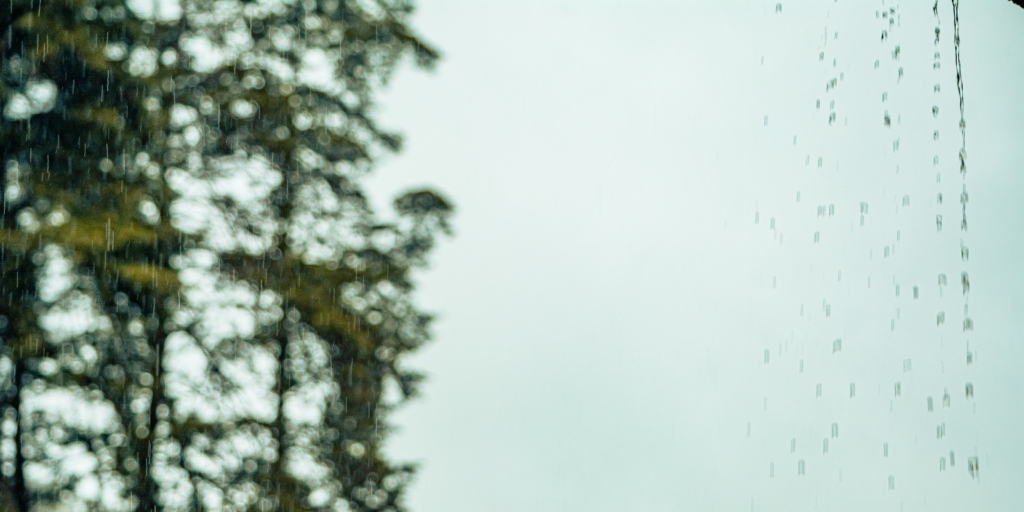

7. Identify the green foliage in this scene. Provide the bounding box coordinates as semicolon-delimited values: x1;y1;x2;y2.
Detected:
0;0;450;511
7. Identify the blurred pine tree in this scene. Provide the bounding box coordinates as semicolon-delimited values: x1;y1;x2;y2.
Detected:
0;1;451;511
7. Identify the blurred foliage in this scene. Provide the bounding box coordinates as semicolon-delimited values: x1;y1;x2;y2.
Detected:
0;0;450;511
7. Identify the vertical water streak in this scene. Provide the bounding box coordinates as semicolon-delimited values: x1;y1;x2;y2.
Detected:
951;0;978;482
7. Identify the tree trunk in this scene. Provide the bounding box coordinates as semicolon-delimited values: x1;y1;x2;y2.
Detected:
12;358;29;512
137;328;167;512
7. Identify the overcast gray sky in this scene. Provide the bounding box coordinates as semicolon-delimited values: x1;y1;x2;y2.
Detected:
364;1;1024;510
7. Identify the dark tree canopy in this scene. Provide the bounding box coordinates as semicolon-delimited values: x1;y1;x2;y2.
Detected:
0;1;450;511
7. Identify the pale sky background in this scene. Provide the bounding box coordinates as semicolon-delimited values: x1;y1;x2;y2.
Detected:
363;1;1024;510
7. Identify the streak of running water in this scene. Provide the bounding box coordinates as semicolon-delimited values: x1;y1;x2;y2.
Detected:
951;0;978;482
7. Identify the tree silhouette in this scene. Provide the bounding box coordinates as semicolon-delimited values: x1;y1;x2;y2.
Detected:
0;1;450;511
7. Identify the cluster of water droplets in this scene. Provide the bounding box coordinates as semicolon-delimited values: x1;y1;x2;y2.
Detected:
746;0;980;509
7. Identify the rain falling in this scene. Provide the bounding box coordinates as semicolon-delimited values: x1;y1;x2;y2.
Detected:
1;1;1020;512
